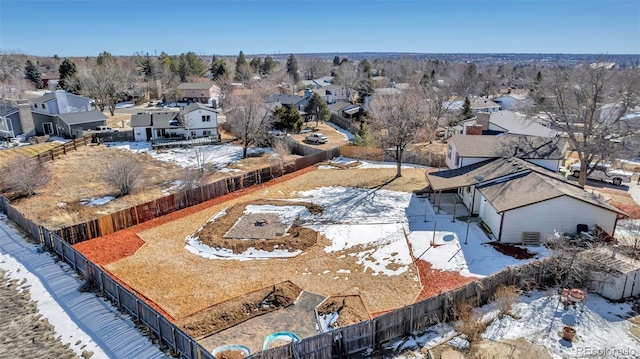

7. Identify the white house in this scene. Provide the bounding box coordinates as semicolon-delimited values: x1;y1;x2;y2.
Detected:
460;111;557;137
471;97;500;115
313;85;348;104
131;103;219;142
30;90;92;115
426;157;625;244
445;134;567;171
492;93;533;111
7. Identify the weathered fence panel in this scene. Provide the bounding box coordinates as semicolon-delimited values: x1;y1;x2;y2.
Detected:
249;343;293;359
292;332;332;359
341;320;375;355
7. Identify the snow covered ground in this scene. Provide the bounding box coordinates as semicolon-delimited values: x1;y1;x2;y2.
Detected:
106;141;272;170
386;290;640;359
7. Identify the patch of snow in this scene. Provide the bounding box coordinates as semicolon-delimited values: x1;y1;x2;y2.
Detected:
324;122;355;142
0;254;107;358
483;291;640;359
184;242;301;260
318;312;339;332
448;336;470;349
319;156;433;170
337;269;351;274
105;141;272;170
80;196;115;207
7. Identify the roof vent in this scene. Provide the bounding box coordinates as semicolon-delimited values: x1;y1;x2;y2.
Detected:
474;175;484;182
517;166;523;170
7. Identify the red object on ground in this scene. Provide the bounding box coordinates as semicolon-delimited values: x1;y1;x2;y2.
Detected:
413;260;475;302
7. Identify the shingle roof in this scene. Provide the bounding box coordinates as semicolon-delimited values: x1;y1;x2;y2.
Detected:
0;107;19;117
31;92;56;103
267;94;305;106
427;158;523;191
478;170;624;215
177;82;215;90
451;134;566;159
488;111;556;137
56;110;106;125
471;97;500;109
182;102;218;114
131;112;179;128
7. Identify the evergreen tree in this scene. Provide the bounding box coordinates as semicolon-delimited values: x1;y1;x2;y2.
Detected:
261;56;277;75
58;58;81;93
419;73;430;87
138;52;156;80
96;51;114;66
24;59;43;89
286;53;300;83
210;55;229;81
159;52;178;73
359;59;372;77
333;56;341;66
355;121;374;147
460;96;473;120
249;57;263;74
273;105;303;132
530;71;545;106
177;54;190;82
185;52;205;76
304;93;330;127
234;51;251;82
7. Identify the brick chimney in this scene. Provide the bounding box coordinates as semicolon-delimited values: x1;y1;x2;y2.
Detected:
465;125;483;135
476;112;490;130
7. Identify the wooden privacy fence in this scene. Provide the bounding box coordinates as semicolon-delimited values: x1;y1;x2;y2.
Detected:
339;145;446;168
1;201;215;359
247;260;550;359
55;147;339;244
35;135;93;162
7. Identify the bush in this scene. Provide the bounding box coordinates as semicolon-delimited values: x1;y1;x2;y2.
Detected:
0;154;50;198
104;155;142;196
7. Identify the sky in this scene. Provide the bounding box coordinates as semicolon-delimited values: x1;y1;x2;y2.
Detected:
1;0;639;56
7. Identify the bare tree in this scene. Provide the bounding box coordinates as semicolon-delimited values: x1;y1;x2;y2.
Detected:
301;57;328;80
369;86;432;178
104;155;143;196
533;65;640;186
226;85;272;158
80;57;129;115
332;62;362;102
0;155;50;198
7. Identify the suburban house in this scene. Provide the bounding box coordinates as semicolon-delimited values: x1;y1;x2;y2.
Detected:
41;73;60;90
460;111;557;137
329;100;362;119
492;93;533;111
446;134;567;171
0;106;22;138
313;85;348;104
176;82;222;108
131;103;219;142
426;157;625;244
471;97;500;115
267;89;314;113
29;90;106;137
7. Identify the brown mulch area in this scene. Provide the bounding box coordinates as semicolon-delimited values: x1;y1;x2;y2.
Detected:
413;260;475;302
486;242;536;259
316;295;372;329
176;281;302;339
215;350;247;359
615;205;640;219
195;199;322;253
74;166;317;266
591;187;640;219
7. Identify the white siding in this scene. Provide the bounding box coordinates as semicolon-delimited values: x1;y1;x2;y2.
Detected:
478;194;502;239
445;141;458;168
133;127;150;141
499;196;618;244
525;159;560;172
184;110;218;131
64;94;92;113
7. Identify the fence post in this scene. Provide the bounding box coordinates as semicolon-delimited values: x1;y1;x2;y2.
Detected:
157;315;162;343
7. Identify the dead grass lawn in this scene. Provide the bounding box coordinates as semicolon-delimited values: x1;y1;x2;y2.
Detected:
98;167;427;319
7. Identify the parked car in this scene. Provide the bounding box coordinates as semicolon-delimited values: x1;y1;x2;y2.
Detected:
95;126;119;133
305;133;328;144
570;162;632;186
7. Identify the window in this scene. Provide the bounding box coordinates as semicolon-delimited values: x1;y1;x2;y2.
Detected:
203;130;212;136
202;115;211;122
191;131;196;138
34;104;37;109
447;144;452;159
41;104;45;109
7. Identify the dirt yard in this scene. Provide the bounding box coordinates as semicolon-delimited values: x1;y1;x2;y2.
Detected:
316;295;372;329
75;167;427;323
5;144;278;229
591;186;640;219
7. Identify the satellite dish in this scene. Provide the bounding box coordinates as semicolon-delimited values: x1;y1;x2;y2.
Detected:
474;175;484;182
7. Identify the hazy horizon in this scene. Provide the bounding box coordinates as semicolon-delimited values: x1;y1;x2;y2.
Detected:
1;0;638;57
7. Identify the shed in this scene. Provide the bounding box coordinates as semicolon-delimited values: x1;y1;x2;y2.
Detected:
587;247;640;300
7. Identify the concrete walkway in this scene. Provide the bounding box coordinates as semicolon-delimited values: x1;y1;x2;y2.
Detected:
0;215;169;359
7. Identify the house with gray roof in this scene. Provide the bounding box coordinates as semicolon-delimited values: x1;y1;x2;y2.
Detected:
471;97;500;115
445;134;567;171
460;111;557;138
0;106;22;138
131;103;219;142
426;157;625;244
176;82;222;107
29;90;99;136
